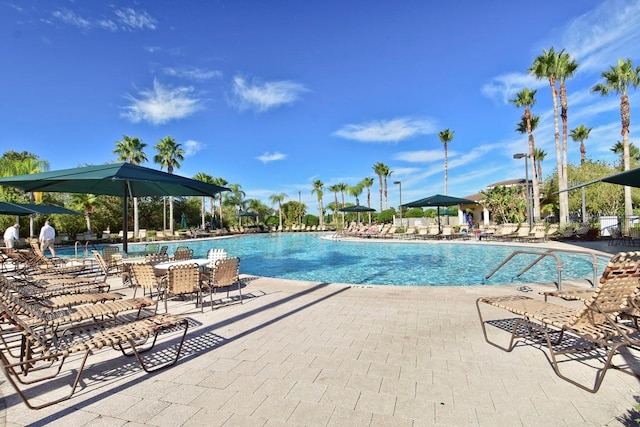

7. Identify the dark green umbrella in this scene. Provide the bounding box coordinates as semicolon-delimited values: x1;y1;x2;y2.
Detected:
340;204;376;225
0;162;229;251
0;202;38;216
402;194;476;232
180;212;187;229
11;203;82;216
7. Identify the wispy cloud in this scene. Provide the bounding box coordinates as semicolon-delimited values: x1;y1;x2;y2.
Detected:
182;140;205;157
51;9;91;30
51;7;157;32
164;67;222;81
394;149;443;163
230;76;308;113
481;0;640;104
333;117;437;143
121;79;203;125
257;152;287;163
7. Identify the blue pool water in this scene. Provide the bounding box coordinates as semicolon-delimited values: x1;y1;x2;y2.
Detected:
63;233;607;286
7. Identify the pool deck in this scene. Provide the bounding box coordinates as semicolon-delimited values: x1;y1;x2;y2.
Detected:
1;238;639;426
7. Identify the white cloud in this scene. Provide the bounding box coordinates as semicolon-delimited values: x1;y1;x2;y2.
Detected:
333;117;437;143
230;76;308;113
257;152;287;163
114;8;157;30
182;140;204;157
121;79;203;125
51;9;91;29
164;67;222;81
50;7;157;32
394;149;443;163
480;73;540;104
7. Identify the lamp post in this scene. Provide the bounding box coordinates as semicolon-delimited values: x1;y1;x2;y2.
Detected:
513;153;531;227
394;180;402;227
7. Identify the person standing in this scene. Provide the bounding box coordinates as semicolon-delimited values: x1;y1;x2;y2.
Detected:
3;223;20;248
39;220;56;257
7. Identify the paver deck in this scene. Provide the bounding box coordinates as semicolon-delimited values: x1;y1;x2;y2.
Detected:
0;238;638;426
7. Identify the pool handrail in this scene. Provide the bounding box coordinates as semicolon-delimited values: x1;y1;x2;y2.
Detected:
484;248;601;290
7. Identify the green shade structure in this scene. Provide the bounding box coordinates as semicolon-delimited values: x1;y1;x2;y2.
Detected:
339;205;376;213
0;202;82;216
180;212;187;229
0;162;230;252
402;194;476;232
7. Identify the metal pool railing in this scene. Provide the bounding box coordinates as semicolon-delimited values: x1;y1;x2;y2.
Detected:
484;248;601;290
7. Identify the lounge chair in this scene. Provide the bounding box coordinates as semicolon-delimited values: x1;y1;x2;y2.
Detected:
477;251;640;393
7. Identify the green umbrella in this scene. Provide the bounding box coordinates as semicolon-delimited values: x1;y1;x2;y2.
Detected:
180;212;187;229
0;162;229;252
402;194;476;232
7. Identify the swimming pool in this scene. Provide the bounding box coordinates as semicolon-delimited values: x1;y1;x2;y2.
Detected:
63;233;606;286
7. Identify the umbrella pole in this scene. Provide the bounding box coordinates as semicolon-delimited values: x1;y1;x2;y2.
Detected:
122;182;129;253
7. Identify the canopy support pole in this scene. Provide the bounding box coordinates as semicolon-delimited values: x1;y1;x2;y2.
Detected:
122;181;129;253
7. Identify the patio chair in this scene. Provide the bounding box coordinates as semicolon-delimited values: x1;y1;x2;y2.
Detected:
161;263;203;313
207;248;228;266
476;251;640;393
129;263;163;312
173;246;194;261
202;257;242;309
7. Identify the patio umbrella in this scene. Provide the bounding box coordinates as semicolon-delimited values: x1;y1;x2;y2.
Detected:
0;162;230;252
402;194;476;232
180;213;187;229
340;204;376;225
238;210;258;226
0;202;39;216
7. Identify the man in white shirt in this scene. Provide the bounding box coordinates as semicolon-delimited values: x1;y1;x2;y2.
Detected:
39;220;56;257
3;223;19;248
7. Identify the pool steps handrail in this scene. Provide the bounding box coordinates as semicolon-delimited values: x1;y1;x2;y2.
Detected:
485;248;601;290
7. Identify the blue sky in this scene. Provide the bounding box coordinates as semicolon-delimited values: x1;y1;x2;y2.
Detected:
2;0;640;214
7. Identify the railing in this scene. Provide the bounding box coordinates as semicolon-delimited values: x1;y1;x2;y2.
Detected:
484;248;602;290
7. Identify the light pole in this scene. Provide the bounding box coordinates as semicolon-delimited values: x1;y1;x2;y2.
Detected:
513;153;531;227
394;180;402;227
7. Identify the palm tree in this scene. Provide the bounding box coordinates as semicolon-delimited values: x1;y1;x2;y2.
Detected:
534;148;547;183
438;129;454;195
360;177;375;224
372;162;388;212
327;184;340;225
593;58;640;223
383;165;393;209
558;51;578;184
510;88;541;222
193;172;214;229
212;177;228;229
569;125;592;164
13;156;49;237
336;182;348;225
611;141;640;166
311;180;324;228
153;136;184;234
269;193;288;230
528;47;577;224
70;193;98;233
114;135;147;238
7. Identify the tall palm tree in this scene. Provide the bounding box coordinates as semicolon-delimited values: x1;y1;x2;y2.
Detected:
534;148;547;183
114;135;147;238
360;177;375;224
13;156;49;236
336;182;348;225
327;184;340;225
193;172;214;229
212;177;228;229
312;180;324;228
153;136;184;234
558;51;578;184
269;193;288;229
383;165;393;209
529;47;576;224
569;125;592;164
510;88;541;222
438;129;454;195
372;162;388;212
593;58;640;222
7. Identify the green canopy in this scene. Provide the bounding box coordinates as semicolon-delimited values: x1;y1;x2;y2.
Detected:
0;202;38;216
0;202;82;216
0;162;230;251
339;205;376;213
402;194;476;232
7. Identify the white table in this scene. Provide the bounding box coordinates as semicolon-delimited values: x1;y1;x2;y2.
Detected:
153;258;212;271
